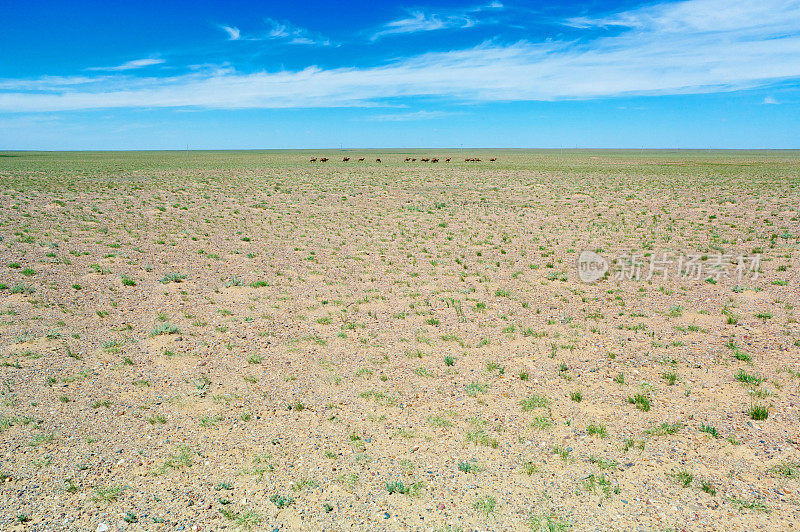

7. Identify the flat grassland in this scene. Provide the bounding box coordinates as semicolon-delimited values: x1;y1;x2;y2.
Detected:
0;150;798;530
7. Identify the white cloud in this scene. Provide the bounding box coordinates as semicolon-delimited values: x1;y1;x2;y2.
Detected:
86;58;165;72
2;0;800;113
564;0;800;33
762;96;779;104
262;18;332;46
220;25;241;41
0;75;103;90
372;11;455;39
371;2;502;40
215;18;332;45
266;20;290;38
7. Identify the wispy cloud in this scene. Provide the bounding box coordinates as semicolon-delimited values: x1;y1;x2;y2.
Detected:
222;18;332;46
564;0;800;33
371;2;503;40
86;58;165;72
372;11;468;39
220;25;241;41
762;96;779;104
3;0;799;113
263;18;333;46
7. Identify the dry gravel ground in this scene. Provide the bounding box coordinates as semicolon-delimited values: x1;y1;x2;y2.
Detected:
0;149;799;531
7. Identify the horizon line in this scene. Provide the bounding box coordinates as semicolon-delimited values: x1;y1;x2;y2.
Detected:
2;147;799;153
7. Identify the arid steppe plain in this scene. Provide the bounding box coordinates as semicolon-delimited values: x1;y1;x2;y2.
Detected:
0;150;798;530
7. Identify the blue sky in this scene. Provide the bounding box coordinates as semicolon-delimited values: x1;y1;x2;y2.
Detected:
1;0;799;149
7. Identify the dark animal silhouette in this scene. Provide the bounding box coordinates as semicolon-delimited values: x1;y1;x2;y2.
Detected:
310;157;317;162
343;157;350;162
404;158;411;162
489;158;497;162
375;158;381;162
431;158;439;163
320;157;328;162
445;158;451;162
358;157;365;161
421;158;429;162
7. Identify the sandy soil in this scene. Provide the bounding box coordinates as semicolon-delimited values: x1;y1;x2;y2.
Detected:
0;150;798;531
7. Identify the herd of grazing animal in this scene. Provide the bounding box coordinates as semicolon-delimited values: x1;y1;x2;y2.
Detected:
311;156;496;163
310;157;380;162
